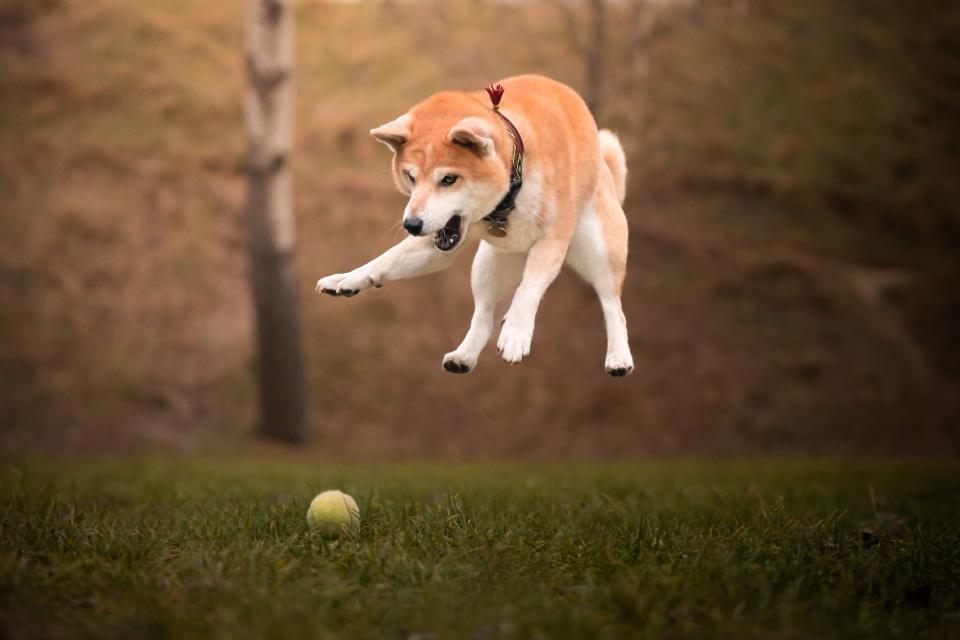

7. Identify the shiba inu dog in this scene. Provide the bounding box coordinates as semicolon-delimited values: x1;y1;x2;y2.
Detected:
316;75;633;376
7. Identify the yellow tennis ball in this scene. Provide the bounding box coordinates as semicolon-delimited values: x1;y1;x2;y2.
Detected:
306;490;360;535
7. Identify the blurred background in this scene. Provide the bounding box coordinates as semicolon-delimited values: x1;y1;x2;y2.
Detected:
1;0;957;457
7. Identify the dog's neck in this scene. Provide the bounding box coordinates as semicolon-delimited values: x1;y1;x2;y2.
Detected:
482;85;524;237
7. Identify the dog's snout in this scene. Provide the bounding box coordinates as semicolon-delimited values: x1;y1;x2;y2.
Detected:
403;217;424;236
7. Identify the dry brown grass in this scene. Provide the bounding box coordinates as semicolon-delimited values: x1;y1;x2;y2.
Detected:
0;0;956;455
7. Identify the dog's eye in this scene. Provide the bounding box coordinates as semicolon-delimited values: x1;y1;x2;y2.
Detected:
439;175;459;186
404;171;415;184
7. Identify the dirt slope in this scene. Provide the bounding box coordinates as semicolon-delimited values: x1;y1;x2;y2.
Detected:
1;0;956;456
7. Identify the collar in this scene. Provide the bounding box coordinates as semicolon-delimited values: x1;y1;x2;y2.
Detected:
482;84;524;237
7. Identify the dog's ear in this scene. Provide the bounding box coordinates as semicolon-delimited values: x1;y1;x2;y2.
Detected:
448;117;495;156
370;114;412;153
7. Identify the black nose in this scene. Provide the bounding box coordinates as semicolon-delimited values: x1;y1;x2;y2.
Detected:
403;217;424;236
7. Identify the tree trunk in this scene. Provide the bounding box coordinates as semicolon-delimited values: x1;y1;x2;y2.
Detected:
629;0;656;148
245;0;307;444
585;0;607;118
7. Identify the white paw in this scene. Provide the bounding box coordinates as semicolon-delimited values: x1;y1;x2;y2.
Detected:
497;322;532;364
315;270;379;297
442;350;477;374
605;351;634;377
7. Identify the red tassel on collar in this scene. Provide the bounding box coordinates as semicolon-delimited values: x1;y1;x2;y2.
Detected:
481;83;524;236
485;84;505;111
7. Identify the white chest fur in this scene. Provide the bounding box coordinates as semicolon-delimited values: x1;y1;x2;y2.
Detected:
472;169;545;253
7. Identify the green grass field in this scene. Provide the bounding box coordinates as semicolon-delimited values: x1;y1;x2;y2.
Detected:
2;460;958;639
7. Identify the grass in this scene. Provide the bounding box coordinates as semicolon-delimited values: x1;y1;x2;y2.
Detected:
2;459;959;639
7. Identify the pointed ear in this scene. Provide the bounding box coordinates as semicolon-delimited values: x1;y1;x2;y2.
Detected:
448;117;495;156
370;114;412;152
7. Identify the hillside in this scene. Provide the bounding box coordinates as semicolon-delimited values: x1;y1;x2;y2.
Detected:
0;0;957;455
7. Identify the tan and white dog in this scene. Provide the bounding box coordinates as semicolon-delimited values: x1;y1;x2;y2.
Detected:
316;74;633;376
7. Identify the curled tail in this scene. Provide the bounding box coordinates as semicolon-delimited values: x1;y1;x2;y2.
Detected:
598;129;627;205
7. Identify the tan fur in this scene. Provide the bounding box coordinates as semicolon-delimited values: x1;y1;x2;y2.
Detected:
319;75;634;375
599;129;627;205
394;76;600;241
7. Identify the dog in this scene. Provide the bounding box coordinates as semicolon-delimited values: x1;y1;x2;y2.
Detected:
316;74;633;376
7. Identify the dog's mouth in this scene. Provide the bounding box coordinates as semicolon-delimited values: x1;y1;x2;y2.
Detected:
434;214;463;252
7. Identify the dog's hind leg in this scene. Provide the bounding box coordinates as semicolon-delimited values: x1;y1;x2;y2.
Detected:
565;195;634;376
443;242;525;374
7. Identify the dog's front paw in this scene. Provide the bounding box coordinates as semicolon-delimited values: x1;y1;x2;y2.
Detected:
442;350;477;374
605;351;634;377
497;321;532;364
315;270;380;297
316;273;350;296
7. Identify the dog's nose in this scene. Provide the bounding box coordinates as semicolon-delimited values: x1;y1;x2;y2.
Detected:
403;217;424;236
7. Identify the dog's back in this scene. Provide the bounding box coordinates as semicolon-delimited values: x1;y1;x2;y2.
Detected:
477;75;603;231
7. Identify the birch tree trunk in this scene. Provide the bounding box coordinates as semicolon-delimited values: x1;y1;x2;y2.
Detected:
245;0;307;444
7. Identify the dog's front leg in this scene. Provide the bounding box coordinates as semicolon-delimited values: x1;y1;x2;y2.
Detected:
496;235;569;363
316;235;456;297
443;243;525;373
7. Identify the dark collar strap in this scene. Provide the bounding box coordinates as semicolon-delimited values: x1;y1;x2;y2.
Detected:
482;84;524;234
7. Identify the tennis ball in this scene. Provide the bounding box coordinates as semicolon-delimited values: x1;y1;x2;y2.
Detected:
306;490;360;535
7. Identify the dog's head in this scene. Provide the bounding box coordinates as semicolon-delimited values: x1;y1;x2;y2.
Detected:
370;92;510;252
